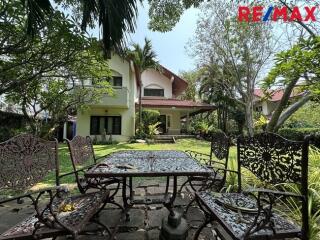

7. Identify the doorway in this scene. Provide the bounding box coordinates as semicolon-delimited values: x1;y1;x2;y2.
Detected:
158;115;167;134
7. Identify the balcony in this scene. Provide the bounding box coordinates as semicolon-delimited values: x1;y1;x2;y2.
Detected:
91;86;129;109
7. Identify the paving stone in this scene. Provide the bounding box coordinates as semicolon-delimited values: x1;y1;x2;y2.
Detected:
147;229;160;240
121;209;145;228
99;209;123;227
139;180;160;188
133;188;146;196
146;186;168;195
147;208;169;228
186;207;205;223
116;231;146;240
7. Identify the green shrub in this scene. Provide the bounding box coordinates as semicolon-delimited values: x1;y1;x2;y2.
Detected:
136;109;160;138
278;128;320;148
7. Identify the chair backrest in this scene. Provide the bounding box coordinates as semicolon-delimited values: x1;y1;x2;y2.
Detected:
209;131;230;166
237;132;309;193
66;136;96;167
0;134;58;191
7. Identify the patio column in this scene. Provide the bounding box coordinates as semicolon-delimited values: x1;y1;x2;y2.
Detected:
186;112;190;133
63;122;67;140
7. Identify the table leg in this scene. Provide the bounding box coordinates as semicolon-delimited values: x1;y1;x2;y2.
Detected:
129;177;134;202
165;176;170;196
122;177;130;221
164;176;177;216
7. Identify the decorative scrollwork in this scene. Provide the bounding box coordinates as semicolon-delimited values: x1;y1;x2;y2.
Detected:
210;132;230;160
238;132;305;184
0;134;57;190
67;136;95;166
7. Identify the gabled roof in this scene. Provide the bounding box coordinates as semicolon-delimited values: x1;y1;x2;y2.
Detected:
160;65;188;96
254;89;304;102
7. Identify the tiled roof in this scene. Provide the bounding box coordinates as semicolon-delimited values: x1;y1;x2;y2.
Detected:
254;89;303;102
139;98;215;109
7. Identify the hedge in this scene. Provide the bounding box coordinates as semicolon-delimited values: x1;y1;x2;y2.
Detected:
278;128;320;148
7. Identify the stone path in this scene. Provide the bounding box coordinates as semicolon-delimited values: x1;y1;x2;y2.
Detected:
0;178;220;240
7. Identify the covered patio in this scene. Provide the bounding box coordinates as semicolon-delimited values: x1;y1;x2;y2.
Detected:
138;98;216;135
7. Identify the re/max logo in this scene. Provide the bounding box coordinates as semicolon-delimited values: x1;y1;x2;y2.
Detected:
238;6;317;22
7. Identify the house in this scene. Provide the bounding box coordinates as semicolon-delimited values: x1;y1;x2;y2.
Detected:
253;88;304;117
75;54;215;141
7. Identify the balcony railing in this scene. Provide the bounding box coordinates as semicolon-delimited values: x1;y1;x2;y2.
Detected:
90;86;129;108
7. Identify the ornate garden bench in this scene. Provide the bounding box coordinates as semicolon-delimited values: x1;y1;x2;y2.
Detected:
194;132;310;240
0;134;110;239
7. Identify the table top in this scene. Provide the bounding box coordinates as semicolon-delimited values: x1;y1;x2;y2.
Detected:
85;150;212;178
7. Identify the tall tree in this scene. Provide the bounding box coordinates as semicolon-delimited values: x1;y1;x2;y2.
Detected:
1;1;113;136
12;0;141;56
126;38;159;129
189;1;274;136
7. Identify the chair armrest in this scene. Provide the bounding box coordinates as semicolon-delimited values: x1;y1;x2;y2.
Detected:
185;150;210;158
59;163;97;179
244;188;304;199
0;186;68;205
214;167;238;174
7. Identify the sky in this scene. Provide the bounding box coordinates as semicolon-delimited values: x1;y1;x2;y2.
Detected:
129;3;200;74
90;2;200;75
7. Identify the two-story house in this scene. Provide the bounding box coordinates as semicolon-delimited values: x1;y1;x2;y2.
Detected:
75;54;215;141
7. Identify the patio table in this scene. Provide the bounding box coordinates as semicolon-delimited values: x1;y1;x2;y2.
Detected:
84;150;212;217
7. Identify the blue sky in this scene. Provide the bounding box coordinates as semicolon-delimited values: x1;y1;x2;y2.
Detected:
90;2;200;75
129;3;200;74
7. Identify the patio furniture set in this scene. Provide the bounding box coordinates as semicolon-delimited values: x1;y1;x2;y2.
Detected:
0;132;310;240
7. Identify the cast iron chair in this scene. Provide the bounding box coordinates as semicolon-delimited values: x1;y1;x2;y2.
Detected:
194;132;309;240
0;134;111;240
65;135;123;209
181;132;235;213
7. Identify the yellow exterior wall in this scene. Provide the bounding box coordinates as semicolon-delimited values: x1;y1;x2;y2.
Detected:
76;54;136;142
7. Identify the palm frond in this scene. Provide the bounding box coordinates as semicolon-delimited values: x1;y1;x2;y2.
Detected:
81;0;141;57
24;0;53;35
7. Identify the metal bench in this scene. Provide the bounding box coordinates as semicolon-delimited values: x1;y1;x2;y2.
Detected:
0;134;110;239
194;132;309;240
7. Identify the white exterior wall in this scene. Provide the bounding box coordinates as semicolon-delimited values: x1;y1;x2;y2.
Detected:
141;69;172;98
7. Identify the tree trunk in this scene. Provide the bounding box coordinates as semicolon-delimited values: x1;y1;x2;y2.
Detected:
266;77;300;132
245;99;254;136
274;93;311;131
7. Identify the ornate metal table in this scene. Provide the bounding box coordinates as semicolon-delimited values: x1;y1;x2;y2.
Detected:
85;150;212;217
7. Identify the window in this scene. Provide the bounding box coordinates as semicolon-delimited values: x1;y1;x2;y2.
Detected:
90;116;121;135
90;116;100;135
113;76;122;87
104;116;122;135
144;88;164;97
255;106;263;112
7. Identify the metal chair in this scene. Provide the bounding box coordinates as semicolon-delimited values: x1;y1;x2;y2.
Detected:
181;132;235;213
194;132;310;240
65;135;123;209
0;134;111;240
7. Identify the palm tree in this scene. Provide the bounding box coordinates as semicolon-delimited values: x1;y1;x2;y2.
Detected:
126;38;159;130
20;0;141;56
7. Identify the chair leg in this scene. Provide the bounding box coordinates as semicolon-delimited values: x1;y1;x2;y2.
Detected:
184;196;196;215
193;217;212;240
178;178;190;193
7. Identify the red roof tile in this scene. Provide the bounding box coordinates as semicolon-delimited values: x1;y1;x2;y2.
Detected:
254;89;303;102
139;98;215;109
